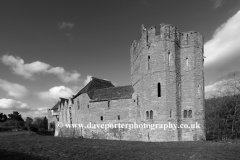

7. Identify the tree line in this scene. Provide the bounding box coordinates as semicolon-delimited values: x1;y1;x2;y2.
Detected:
206;74;240;140
0;111;48;132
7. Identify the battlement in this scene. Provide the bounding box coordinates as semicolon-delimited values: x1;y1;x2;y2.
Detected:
130;23;180;63
131;23;180;50
180;31;203;48
130;24;204;64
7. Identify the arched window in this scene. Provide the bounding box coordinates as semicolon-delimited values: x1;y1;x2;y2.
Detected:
100;116;103;121
168;51;171;66
118;115;120;120
186;58;189;71
188;110;192;118
158;83;161;97
146;111;149;120
170;109;172;118
183;110;187;118
150;110;153;119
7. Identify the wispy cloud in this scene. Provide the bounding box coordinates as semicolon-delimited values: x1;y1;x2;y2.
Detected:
31;107;49;115
0;98;49;116
0;79;29;99
204;10;240;84
1;55;80;83
1;55;49;79
212;0;225;9
37;86;74;101
0;98;30;112
46;67;80;83
205;76;240;98
58;22;74;30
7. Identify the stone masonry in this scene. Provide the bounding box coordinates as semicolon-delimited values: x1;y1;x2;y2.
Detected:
48;23;206;142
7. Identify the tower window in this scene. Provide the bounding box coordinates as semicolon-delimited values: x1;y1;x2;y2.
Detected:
147;56;150;70
158;83;161;97
168;51;171;66
170;109;172;118
118;115;120;120
146;111;149;120
183;110;187;118
198;85;201;95
183;110;193;118
150;110;153;120
188;110;192;118
100;116;103;121
186;58;189;71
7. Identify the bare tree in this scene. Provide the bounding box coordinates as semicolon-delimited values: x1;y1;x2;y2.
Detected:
206;74;240;140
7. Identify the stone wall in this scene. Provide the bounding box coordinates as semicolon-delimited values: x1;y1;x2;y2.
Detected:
55;23;205;142
130;24;205;141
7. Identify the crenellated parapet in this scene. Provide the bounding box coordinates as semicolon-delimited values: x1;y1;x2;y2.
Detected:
180;31;203;48
130;23;181;64
130;24;204;66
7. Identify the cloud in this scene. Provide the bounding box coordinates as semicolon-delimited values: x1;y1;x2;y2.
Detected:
72;86;83;94
212;0;225;9
58;22;74;30
47;67;80;83
205;79;227;98
1;55;80;83
84;75;92;86
1;55;50;79
37;86;74;101
0;98;30;112
204;10;240;84
0;79;29;99
205;75;240;98
31;107;49;115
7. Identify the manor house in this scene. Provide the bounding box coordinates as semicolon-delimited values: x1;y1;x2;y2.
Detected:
48;23;206;142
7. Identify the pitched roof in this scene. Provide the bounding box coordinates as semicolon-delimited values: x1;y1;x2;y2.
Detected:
51;101;60;110
73;77;115;99
91;85;134;102
50;97;69;110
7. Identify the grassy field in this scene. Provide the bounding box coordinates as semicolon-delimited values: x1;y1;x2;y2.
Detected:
0;132;240;160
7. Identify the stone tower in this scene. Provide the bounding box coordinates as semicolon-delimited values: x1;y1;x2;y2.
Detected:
130;24;205;141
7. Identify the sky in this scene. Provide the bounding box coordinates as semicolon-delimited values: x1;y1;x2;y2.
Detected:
0;0;240;119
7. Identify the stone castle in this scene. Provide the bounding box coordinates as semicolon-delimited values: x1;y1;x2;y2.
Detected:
48;23;206;142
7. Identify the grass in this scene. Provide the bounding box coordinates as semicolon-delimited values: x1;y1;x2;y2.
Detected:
0;131;240;160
